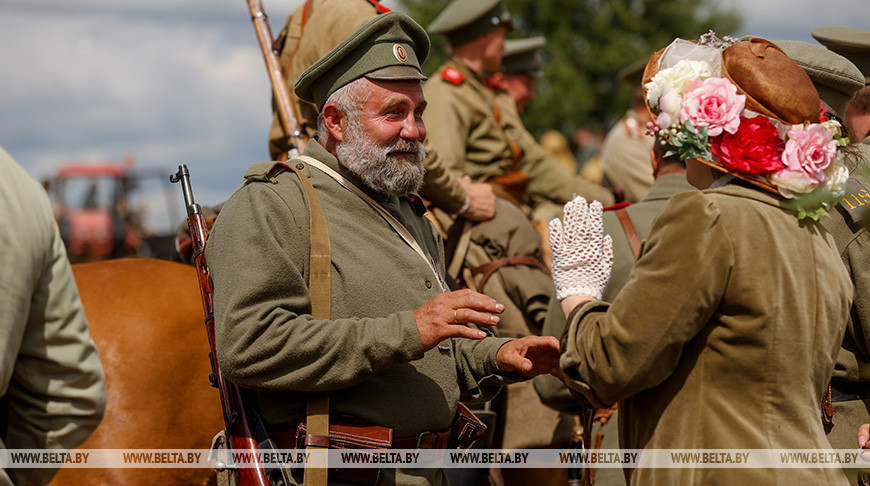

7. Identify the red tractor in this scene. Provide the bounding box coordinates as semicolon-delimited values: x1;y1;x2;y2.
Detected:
48;162;143;262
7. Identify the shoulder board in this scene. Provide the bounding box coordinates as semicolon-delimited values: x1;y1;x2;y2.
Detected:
838;178;870;225
243;161;284;182
602;201;631;211
243;161;309;182
405;194;429;216
440;67;464;85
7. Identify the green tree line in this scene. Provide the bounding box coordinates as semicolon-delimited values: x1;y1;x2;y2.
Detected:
397;0;742;140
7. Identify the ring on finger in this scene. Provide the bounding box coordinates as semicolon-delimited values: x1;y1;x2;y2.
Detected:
453;310;458;324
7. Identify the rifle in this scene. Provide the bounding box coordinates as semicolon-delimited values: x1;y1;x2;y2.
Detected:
245;0;306;159
170;165;289;486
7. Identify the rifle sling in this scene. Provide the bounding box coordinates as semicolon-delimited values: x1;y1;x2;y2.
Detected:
287;162;331;486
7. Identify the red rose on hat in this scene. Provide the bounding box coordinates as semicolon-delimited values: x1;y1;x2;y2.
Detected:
711;115;785;175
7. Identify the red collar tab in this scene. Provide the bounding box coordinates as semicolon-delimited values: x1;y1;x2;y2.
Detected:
440;67;464;85
368;0;391;13
603;201;631;211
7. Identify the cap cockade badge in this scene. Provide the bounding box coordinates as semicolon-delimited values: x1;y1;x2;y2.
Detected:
393;44;408;63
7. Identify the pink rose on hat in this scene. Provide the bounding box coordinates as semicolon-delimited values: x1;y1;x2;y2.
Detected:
771;124;838;194
680;77;745;136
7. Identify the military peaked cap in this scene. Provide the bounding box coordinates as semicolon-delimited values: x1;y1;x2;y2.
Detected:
295;12;430;111
428;0;513;47
812;26;870;83
500;36;546;76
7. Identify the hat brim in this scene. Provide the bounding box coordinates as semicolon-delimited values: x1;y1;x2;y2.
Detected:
693;156;780;195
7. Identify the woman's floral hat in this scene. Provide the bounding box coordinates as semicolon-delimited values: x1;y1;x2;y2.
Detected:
643;32;851;219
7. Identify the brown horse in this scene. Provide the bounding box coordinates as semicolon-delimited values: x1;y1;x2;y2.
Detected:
48;258;222;486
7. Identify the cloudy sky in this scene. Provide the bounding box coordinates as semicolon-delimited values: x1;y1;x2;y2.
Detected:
1;0;866;232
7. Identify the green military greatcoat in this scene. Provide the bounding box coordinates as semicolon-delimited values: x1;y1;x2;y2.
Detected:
206;140;521;486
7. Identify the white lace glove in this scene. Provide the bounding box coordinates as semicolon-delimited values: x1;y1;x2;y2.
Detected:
548;196;613;301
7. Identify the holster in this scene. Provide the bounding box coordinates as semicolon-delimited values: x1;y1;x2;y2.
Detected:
489;171;531;207
450;402;489;452
288;420;392;485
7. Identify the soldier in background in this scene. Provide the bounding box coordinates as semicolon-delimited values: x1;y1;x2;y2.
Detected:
598;60;655;203
778;32;870;485
424;0;613;221
489;36;546;115
0;146;106;486
268;0;385;157
491;36;581;177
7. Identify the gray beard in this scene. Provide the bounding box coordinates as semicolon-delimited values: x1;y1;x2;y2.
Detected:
336;117;426;197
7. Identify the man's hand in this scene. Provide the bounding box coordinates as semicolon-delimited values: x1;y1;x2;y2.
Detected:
458;176;496;221
497;336;564;380
413;289;504;351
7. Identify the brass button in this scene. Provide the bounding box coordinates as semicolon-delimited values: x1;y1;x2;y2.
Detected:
296;163;305;170
425;280;432;289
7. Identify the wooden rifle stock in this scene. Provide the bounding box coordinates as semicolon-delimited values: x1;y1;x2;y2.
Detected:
246;0;305;159
170;165;286;486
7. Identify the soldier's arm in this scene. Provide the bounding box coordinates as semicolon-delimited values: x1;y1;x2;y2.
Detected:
420;146;468;214
515;123;615;207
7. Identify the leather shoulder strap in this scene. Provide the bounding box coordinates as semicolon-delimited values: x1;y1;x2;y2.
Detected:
491;93;523;171
265;161;331;313
613;208;641;259
273;161;331;486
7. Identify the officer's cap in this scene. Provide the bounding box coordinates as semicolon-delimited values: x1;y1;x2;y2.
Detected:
812;26;870;83
295;12;430;111
500;36;546;76
775;40;864;119
429;0;513;48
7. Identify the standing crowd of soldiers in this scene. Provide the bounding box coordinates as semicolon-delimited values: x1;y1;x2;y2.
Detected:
2;1;870;486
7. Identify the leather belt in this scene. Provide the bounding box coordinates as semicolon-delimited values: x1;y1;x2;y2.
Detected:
392;429;452;449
